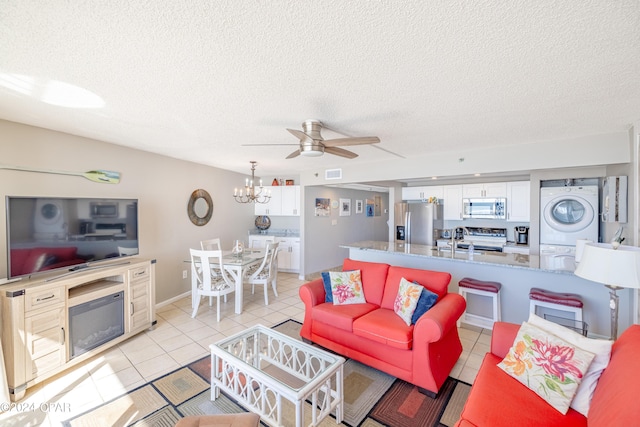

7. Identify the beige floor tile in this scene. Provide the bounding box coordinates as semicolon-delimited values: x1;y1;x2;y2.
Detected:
168;342;208;365
136;354;181;381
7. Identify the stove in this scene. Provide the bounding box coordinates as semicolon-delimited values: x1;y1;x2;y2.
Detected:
457;227;507;252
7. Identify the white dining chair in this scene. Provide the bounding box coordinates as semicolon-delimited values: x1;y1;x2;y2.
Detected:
190;248;235;321
200;238;223;276
200;238;221;251
244;242;279;305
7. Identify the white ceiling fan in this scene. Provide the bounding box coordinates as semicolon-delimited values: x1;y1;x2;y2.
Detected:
244;119;381;159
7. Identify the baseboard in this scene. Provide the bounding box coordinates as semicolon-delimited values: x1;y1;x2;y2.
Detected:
156;290;191;309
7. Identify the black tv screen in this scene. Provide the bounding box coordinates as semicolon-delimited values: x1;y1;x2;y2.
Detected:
6;196;139;279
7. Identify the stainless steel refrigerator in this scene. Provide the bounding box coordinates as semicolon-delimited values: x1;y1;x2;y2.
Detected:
395;202;443;246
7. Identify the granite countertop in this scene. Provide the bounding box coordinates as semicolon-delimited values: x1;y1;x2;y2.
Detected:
340;240;572;275
248;229;300;238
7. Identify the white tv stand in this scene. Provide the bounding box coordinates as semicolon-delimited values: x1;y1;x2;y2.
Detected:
0;258;156;401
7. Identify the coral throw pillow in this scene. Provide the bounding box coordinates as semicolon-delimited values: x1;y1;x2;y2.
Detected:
498;322;595;414
393;278;423;326
329;270;366;305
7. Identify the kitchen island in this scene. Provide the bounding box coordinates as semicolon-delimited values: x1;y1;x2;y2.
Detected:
340;241;634;337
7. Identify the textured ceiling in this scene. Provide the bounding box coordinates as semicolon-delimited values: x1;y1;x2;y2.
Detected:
1;1;639;176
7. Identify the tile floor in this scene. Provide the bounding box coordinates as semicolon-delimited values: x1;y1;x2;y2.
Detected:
0;273;490;427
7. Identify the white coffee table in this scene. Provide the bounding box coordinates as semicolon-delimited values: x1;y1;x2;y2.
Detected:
210;324;344;427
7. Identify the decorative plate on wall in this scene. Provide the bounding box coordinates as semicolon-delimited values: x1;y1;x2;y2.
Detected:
255;215;271;230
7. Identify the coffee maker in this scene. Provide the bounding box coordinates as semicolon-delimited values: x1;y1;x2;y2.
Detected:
514;226;529;245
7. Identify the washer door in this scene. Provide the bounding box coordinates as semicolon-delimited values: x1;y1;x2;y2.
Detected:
543;195;596;233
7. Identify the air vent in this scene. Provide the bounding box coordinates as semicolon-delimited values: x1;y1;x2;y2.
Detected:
325;168;342;180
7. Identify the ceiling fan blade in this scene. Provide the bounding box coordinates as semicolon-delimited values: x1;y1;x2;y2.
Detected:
287;128;313;142
324;146;358;159
286;149;301;159
322;136;380;147
241;143;299;146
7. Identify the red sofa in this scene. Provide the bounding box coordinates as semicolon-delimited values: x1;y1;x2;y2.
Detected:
299;258;466;396
455;322;640;426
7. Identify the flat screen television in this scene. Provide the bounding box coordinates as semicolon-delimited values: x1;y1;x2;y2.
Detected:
6;196;139;279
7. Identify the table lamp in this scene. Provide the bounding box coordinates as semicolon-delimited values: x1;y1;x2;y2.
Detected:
574;243;640;340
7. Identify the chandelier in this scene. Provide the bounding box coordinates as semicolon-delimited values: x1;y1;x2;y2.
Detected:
233;161;271;204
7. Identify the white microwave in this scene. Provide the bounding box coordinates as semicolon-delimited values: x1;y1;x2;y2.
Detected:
462;198;506;219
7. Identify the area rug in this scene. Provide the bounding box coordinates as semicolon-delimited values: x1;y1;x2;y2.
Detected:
64;319;470;426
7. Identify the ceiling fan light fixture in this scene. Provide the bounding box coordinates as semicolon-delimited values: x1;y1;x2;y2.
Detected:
300;145;324;157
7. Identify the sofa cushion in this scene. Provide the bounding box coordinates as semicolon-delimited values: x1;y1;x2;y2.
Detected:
497;322;595;414
343;259;390;306
528;313;612;416
312;302;378;332
588;325;640;426
393;278;422;326
380;266;451;310
459;353;587;426
328;270;366;305
411;285;438;325
353;308;413;350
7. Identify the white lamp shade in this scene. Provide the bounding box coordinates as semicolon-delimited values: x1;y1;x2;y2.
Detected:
574;243;640;289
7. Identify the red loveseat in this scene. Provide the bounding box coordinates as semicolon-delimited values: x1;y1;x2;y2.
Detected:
455;322;640;426
299;258;466;396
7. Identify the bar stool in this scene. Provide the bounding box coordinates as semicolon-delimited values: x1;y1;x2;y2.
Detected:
529;287;583;322
458;277;502;330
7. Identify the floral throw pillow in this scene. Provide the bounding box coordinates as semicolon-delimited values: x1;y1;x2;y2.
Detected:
498;322;596;414
393;278;423;326
329;270;366;305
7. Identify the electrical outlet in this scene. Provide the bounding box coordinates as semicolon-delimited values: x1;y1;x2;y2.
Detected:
182;270;188;279
332;219;337;226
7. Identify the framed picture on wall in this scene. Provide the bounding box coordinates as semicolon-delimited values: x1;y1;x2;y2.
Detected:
366;199;374;217
339;198;351;216
355;199;363;214
315;198;330;216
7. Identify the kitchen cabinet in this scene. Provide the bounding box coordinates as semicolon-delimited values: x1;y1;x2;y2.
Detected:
503;245;530;255
275;237;301;272
402;186;443;201
462;182;507;198
248;235;275;249
254;186;282;215
506;181;531;222
280;185;301;216
442;185;464;220
254;185;300;216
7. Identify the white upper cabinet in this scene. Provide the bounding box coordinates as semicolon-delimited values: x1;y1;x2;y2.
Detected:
254;185;300;216
462;182;507;198
402;186;443;201
280;185;301;216
506;181;530;222
254;186;281;215
442;185;464;220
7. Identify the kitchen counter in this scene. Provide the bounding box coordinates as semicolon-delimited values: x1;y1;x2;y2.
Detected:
338;240;631;337
340;240;565;273
248;229;300;238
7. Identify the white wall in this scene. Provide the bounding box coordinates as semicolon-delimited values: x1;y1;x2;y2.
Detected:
0;120;257;303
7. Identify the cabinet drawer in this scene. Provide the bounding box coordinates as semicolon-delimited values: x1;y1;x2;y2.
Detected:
25;287;64;313
129;266;150;282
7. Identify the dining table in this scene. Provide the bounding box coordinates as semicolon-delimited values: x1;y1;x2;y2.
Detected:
189;249;265;315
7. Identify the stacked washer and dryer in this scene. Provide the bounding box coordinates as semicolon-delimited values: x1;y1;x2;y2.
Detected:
539;185;599;270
